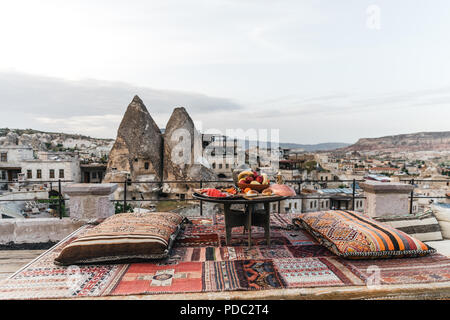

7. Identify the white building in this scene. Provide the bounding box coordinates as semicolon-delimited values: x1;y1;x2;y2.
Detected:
20;152;81;184
202;134;241;178
270;198;302;214
0;146;34;188
301;193;327;213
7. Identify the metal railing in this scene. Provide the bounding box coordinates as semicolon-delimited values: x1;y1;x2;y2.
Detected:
402;178;449;214
111;178;449;215
0;180;73;219
110;179;234;216
0;177;447;219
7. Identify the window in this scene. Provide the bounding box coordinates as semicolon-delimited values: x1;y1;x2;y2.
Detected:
294;202;297;209
226;164;229;169
49;169;55;179
310;202;313;209
1;171;6;180
0;153;7;162
219;164;222;169
37;169;42;179
92;172;97;179
273;204;276;211
59;169;64;179
144;162;149;170
27;170;32;179
212;163;216;169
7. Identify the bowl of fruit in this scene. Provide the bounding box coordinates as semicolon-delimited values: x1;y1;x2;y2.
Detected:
236;170;270;192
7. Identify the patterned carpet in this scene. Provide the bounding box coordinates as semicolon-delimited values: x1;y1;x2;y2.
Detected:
0;213;449;299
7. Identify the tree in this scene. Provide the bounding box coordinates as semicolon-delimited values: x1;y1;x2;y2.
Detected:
115;202;133;214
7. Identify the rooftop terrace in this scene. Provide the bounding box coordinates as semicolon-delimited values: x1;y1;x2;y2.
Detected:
0;180;449;300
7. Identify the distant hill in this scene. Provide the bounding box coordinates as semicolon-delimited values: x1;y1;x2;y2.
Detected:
339;131;450;153
240;140;350;152
0;128;113;142
0;128;114;156
278;142;351;151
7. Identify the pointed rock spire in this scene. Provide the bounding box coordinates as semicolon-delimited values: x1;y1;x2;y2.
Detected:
104;95;163;182
163;107;216;190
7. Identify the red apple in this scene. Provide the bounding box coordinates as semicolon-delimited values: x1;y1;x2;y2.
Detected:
246;176;254;183
256;176;263;183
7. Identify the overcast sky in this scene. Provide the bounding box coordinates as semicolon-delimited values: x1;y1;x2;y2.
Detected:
0;0;449;144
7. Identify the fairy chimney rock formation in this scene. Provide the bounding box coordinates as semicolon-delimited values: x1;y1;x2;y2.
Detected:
163;107;217;193
104;95;163;185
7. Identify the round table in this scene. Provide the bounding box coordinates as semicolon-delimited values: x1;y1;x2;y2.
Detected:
192;193;288;247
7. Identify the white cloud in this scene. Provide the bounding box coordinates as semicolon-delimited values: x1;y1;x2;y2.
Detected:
0;1;450;143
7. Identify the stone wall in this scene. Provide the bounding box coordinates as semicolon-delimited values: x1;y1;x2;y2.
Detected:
0;183;117;244
0;218;84;244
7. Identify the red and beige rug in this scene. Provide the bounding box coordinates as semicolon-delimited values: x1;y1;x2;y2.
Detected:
0;214;449;299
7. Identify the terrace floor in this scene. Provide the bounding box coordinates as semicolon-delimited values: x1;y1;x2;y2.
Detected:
0;250;45;281
1;213;450;300
2;250;449;300
1;244;450;300
2;242;449;283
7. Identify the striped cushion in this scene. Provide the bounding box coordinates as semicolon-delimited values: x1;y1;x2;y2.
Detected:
374;212;443;242
55;212;185;265
292;210;436;259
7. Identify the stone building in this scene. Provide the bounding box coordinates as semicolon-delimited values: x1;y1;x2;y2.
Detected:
0;146;34;188
20;152;81;184
202;134;240;178
80;163;107;183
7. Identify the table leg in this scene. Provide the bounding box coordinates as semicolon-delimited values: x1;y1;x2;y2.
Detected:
247;204;253;248
264;203;270;247
212;211;216;225
223;203;231;246
243;206;248;235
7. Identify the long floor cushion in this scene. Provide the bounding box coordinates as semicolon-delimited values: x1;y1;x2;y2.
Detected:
292;210;436;259
54;211;185;265
432;203;450;239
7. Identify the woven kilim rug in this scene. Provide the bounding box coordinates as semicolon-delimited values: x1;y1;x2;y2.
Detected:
0;213;449;299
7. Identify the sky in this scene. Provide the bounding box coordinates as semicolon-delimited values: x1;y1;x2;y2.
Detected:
0;0;449;144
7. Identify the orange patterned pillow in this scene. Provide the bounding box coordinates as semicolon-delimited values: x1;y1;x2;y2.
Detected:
55;212;185;265
293;210;436;259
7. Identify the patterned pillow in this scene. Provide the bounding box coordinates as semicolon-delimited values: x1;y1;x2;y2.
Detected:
292;210;436;259
55;212;185;265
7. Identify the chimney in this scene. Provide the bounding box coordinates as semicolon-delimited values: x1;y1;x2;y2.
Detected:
359;180;414;218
